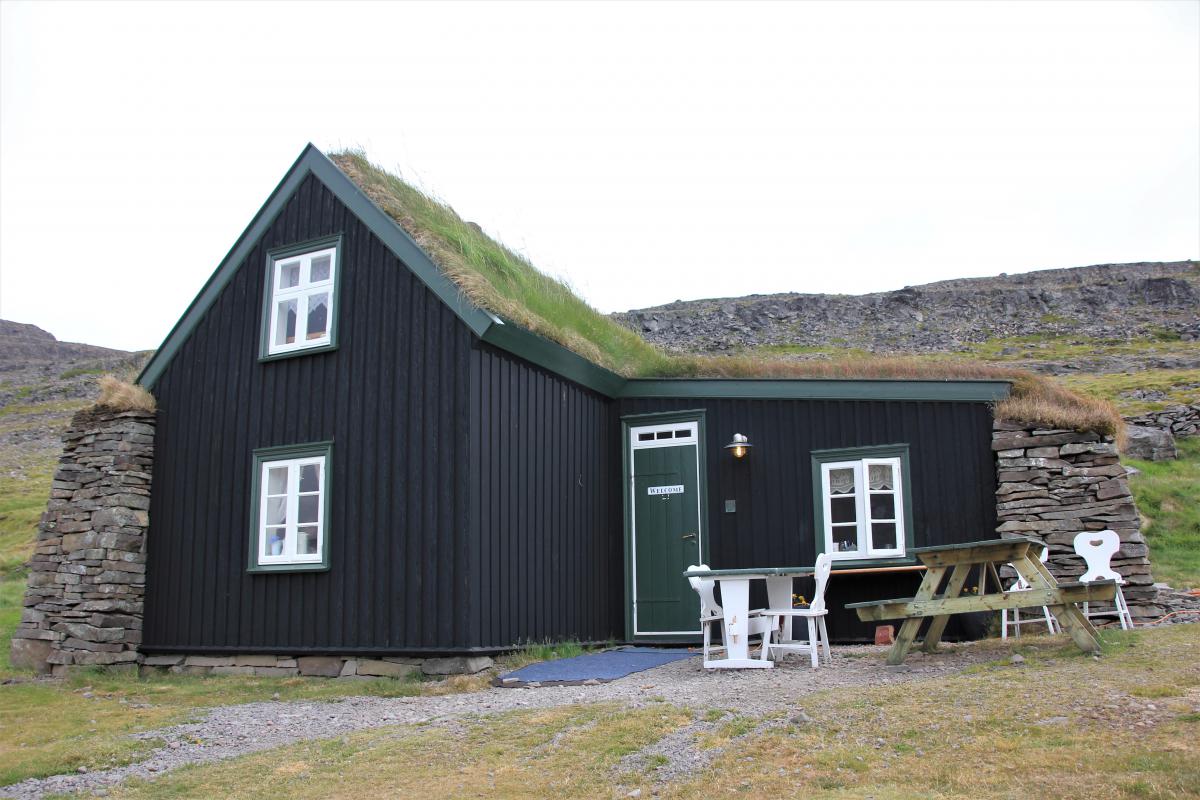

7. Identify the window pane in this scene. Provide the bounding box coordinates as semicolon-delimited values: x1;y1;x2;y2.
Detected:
656;431;672;439
828;468;856;495
279;260;301;289
267;467;288;495
275;299;297;345
297;525;319;555
868;464;894;490
638;433;654;441
265;496;287;526
310;255;331;282
299;463;320;493
830;496;857;524
870;494;895;521
306;292;329;340
265;527;287;556
871;522;897;550
298;494;320;524
831;525;858;553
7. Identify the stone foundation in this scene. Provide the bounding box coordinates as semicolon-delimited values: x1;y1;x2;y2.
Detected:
992;421;1163;619
140;653;493;678
12;407;155;674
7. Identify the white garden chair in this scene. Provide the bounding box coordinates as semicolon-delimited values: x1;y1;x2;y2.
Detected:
1001;544;1059;639
762;553;834;669
687;564;776;668
1073;530;1134;630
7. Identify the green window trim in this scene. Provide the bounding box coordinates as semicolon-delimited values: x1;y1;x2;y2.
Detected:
811;443;916;565
258;234;344;363
247;441;333;573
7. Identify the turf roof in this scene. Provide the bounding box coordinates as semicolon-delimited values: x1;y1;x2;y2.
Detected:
330;151;1122;436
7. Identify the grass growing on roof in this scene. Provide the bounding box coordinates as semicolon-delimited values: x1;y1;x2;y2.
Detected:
329;150;1123;436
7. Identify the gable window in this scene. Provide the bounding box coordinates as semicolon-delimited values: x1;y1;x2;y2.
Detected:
812;445;912;562
261;236;341;359
248;442;332;572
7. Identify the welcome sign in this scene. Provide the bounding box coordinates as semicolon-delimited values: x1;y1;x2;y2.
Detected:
648;485;685;496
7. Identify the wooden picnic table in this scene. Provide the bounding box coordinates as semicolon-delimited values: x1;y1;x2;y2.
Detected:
846;537;1116;665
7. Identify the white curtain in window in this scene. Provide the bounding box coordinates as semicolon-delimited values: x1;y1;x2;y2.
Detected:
828;467;856;494
868;464;894;491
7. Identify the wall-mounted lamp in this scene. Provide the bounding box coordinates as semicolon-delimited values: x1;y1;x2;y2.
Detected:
724;433;752;459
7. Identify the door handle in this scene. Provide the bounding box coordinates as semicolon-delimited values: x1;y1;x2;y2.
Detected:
681;533;697;541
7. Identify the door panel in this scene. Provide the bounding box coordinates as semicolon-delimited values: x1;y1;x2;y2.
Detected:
633;443;701;634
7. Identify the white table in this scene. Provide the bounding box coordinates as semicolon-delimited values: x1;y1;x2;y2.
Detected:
683;564;930;668
682;566;815;668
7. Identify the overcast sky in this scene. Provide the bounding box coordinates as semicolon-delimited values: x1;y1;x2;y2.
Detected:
1;1;1197;352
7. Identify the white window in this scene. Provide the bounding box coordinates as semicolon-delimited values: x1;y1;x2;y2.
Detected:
265;245;337;355
255;454;327;567
820;456;905;560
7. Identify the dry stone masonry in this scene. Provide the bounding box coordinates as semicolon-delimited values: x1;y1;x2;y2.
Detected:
1124;403;1200;439
992;421;1162;620
12;407;154;675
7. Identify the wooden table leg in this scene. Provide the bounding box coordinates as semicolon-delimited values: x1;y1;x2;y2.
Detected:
921;562;972;653
1010;555;1101;654
887;566;947;665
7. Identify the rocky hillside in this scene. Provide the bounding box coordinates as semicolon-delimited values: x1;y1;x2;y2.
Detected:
614;261;1200;374
0;321;146;479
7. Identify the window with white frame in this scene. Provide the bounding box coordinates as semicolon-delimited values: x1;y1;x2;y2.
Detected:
249;444;331;571
264;243;338;356
817;452;907;561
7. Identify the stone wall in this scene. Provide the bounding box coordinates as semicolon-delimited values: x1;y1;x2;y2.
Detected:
11;407;154;675
1124;403;1200;439
993;421;1162;619
141;653;492;678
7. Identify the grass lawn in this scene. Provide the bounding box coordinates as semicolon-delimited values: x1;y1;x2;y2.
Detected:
70;625;1199;800
0;628;590;785
1128;437;1200;589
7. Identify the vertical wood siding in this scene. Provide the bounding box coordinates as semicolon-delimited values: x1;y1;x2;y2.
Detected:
144;174;476;653
469;343;623;648
619;397;998;640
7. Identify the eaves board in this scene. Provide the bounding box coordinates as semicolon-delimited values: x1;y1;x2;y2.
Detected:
137;143;497;389
617;379;1011;402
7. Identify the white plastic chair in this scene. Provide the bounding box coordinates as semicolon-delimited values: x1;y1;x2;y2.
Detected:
687;564;776;667
1001;544;1059;639
1073;530;1134;630
762;553;834;669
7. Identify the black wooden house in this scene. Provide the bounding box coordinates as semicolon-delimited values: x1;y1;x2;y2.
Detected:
136;145;1009;657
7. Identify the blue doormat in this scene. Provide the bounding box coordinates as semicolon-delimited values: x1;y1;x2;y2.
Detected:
496;647;697;687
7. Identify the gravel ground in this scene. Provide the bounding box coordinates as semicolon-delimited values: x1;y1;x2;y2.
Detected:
1;642;1006;799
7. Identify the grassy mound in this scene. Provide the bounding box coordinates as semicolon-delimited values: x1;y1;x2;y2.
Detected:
331;150;1122;436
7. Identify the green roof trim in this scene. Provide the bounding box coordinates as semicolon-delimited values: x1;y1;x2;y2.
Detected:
480;320;626;397
617;379;1011;402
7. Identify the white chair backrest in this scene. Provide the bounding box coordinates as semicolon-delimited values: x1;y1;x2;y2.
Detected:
687;564;721;618
809;553;834;613
1074;530;1123;583
1008;544;1049;590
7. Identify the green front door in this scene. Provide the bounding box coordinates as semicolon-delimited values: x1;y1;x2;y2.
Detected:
631;426;702;636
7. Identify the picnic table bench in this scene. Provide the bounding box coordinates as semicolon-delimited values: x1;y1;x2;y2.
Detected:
846;537;1116;665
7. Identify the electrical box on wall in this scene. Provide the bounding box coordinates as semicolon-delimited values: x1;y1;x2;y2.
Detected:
724;499;736;513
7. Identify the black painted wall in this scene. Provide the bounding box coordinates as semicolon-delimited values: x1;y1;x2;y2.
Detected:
144;173;478;654
618;397;999;640
468;343;623;649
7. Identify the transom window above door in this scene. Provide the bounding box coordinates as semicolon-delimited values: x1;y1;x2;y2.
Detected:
811;445;912;562
261;236;341;359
